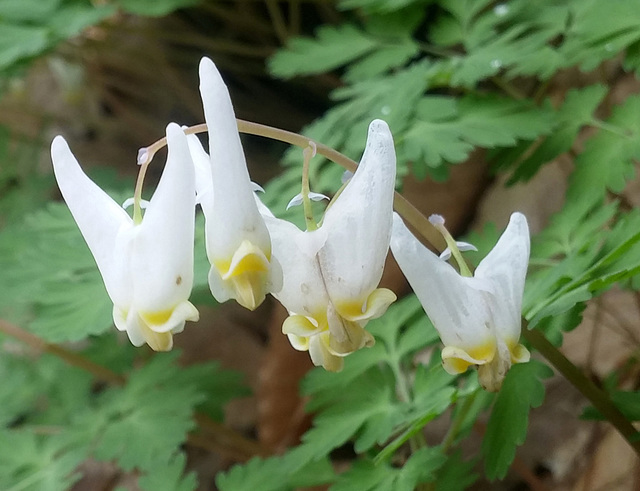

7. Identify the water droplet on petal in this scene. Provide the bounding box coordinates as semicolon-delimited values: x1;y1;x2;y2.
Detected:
381;105;391;116
490;59;503;69
494;3;509;16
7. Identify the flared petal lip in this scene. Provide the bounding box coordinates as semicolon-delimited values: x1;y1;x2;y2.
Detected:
139;300;200;333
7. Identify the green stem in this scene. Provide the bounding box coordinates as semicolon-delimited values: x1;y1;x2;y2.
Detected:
441;389;478;452
390;360;427;452
132;157;151;225
430;217;473;277
491;76;526;100
590;118;632;139
0;320;124;386
301;144;318;231
523;327;640;456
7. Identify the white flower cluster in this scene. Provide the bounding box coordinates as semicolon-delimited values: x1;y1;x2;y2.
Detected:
51;57;530;389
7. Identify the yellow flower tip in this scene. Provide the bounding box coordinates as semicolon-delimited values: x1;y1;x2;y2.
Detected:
139;322;174;352
323;354;345;372
282;314;322;337
140;309;173;326
441;342;496;375
231;273;267;311
139;301;200;331
327;315;374;357
510;342;530;364
214;240;274;310
477;340;527;392
286;333;310;351
336;288;397;322
218;240;270;280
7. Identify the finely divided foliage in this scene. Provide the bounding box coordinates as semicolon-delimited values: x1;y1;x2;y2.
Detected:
1;0;640;489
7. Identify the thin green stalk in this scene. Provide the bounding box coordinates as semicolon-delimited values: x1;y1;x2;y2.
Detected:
441;389;478;452
523;327;640;456
301;144;318;231
590;118;632;139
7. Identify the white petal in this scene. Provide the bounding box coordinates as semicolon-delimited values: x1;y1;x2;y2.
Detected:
285;192;329;210
122;197;149;210
199;57;271;263
474;212;530;344
51;136;132;306
186;133;214;215
266;216;329;318
122;309;146;347
439;248;452;261
133;123;196;313
456;241;477;252
207;265;233;304
286;193;304;210
390;213;493;351
318;119;396;306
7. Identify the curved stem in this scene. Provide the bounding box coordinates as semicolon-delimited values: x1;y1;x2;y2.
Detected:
140;121;445;251
132;160;150;224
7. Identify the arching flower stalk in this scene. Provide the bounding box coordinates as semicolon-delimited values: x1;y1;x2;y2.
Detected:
391;212;531;391
51;123;199;351
190;57;282;310
264;119;397;371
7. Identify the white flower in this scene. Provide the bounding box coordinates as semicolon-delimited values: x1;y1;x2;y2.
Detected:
390;212;531;391
51;123;199;351
189;57;281;311
265;119;397;371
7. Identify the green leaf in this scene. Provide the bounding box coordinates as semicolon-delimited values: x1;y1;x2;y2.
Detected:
300;367;403;458
344;40;419;83
332;447;446;491
435;450;478;491
275;61;432;182
70;353;204;471
559;0;640;71
138;453;197;491
504;85;608;183
375;364;456;463
0;23;49;70
0;430;85;491
216;451;334;491
47;2;116;41
0;0;61;22
403;94;555;175
338;0;431;13
269;25;378;78
566;93;640;213
482;360;553;480
116;0;199;16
